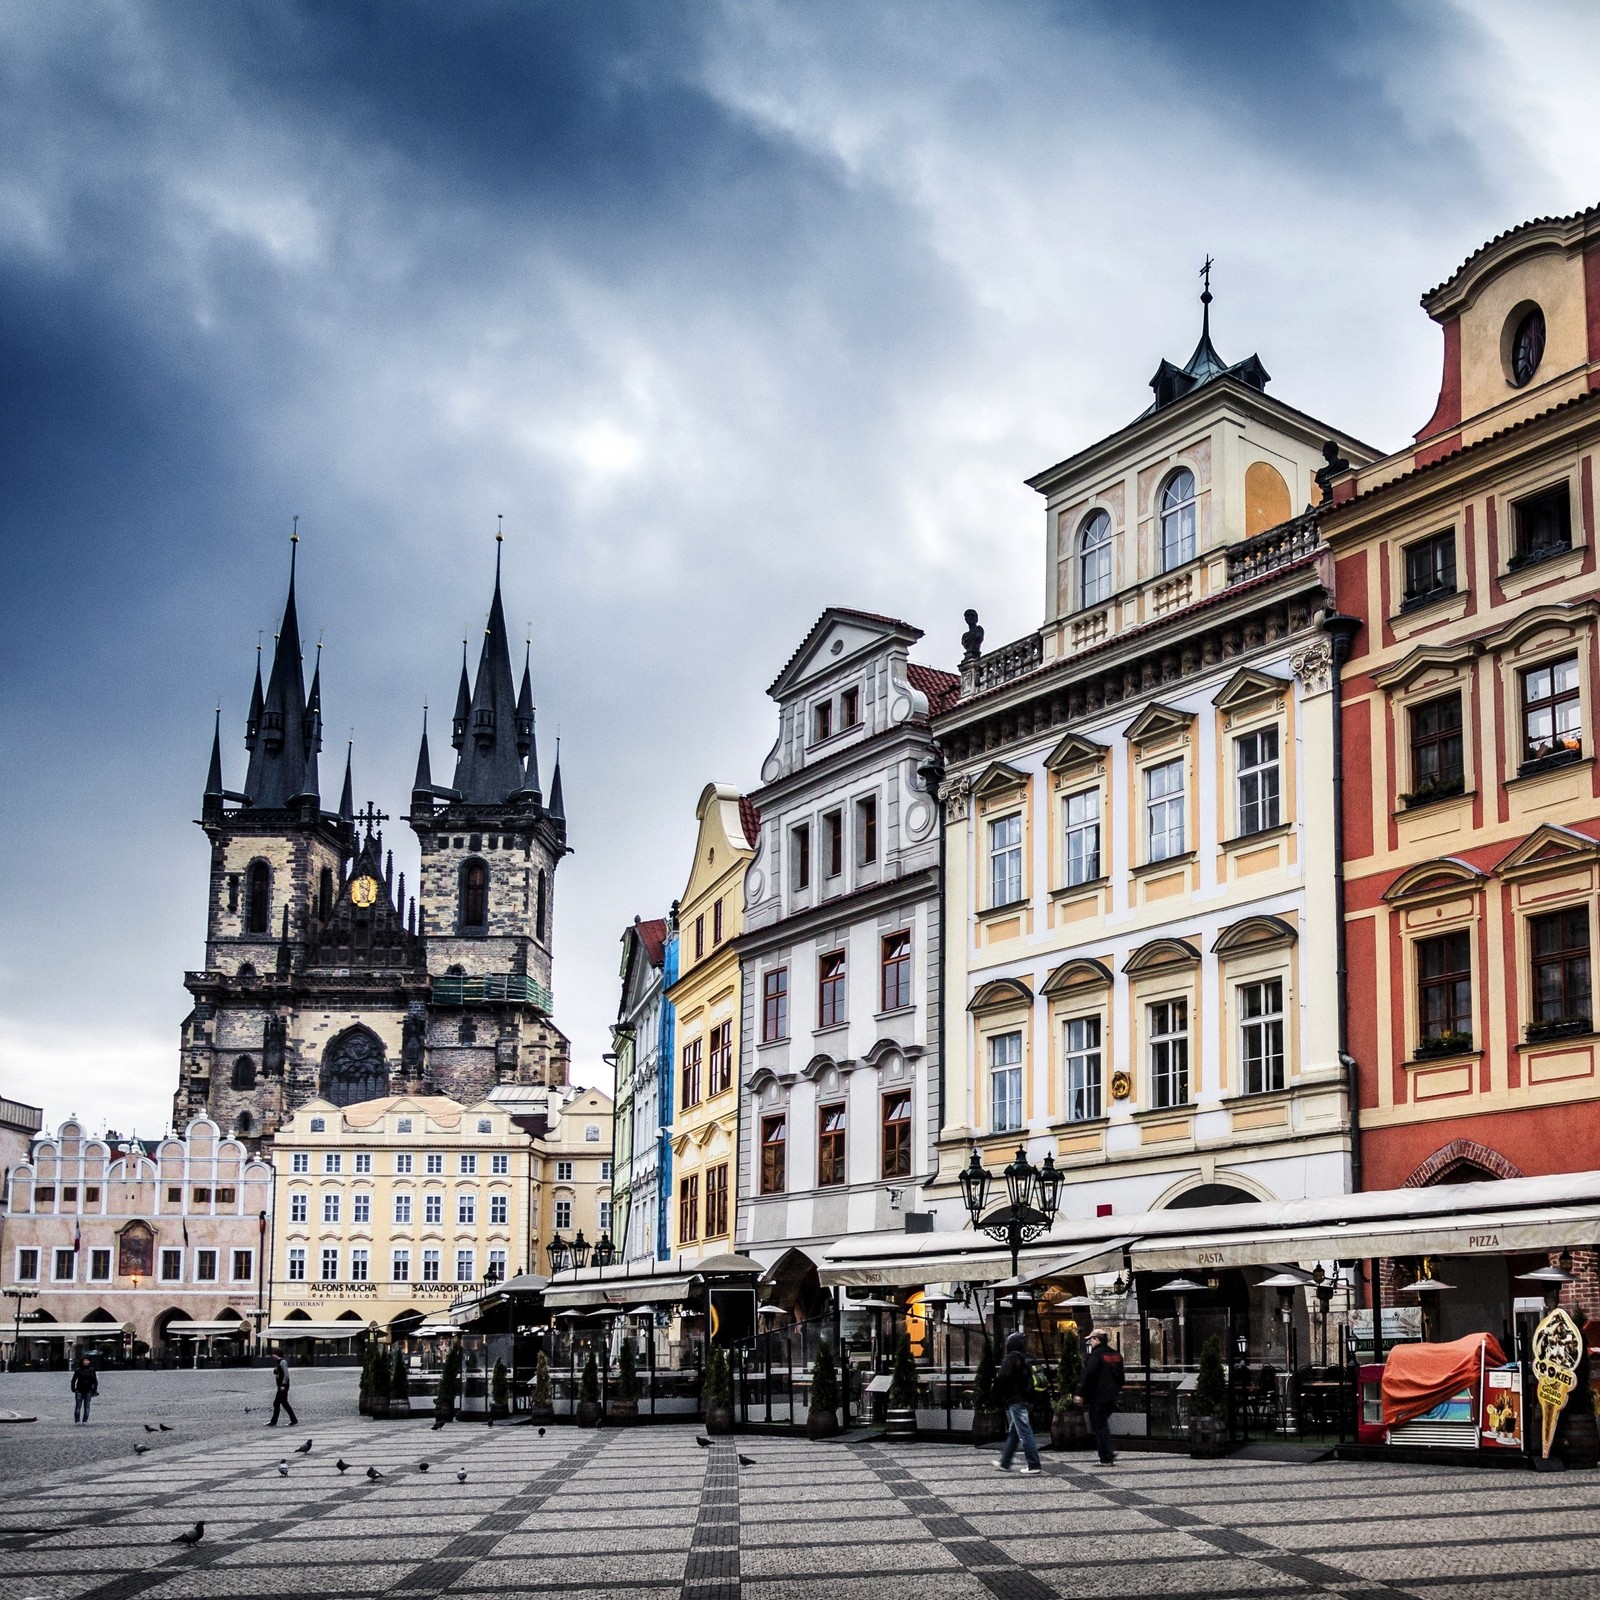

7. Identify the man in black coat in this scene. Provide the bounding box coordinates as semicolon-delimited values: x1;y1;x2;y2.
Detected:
1079;1331;1125;1465
993;1331;1042;1473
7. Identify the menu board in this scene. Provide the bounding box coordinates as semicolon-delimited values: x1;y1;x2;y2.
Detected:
1480;1365;1523;1450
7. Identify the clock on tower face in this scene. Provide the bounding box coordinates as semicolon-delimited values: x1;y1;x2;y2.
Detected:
350;875;380;908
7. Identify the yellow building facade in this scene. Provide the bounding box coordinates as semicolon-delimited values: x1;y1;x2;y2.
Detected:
527;1085;616;1274
665;784;756;1268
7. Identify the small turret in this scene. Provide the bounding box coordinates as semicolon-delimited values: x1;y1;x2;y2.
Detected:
203;709;225;822
516;646;534;758
244;647;263;751
338;742;354;825
451;644;471;750
549;739;566;830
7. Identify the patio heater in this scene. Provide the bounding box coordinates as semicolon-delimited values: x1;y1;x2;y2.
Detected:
1397;1270;1453;1344
1311;1266;1338;1367
1516;1264;1576;1311
1258;1272;1311;1434
957;1145;1064;1338
1153;1277;1207;1367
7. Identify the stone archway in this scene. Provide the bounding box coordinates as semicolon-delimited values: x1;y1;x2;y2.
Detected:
320;1026;390;1108
1404;1140;1524;1187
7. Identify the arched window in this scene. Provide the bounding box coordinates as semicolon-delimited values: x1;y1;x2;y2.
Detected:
1158;469;1197;572
245;861;271;934
235;1110;253;1136
536;869;548;943
231;1055;256;1091
318;867;334;921
459;860;489;931
1078;510;1113;607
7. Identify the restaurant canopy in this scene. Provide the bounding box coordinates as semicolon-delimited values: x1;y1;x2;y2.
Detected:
819;1170;1600;1286
11;1322;136;1339
164;1320;251;1336
543;1252;762;1310
262;1323;366;1340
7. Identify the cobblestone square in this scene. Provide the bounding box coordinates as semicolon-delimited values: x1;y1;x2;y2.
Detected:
1;1371;1599;1598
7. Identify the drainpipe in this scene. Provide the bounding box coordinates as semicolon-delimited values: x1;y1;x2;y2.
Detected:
1323;611;1364;1201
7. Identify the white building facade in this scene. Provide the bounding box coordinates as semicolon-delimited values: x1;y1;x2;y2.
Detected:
611;914;670;1266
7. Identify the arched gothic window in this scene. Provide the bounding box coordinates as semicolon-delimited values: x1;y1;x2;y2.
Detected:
1158;470;1197;572
320;1027;389;1108
460;860;489;931
536;869;548;943
245;861;271;934
235;1110;253;1136
1078;510;1113;607
231;1055;256;1091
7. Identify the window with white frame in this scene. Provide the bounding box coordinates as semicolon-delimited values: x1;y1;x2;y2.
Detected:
353;1191;370;1224
600;1200;613;1231
422;1249;440;1282
393;1192;412;1224
989;1031;1024;1132
489;1192;508;1224
1235;728;1280;836
350;1248;369;1282
426;1153;444;1175
291;1152;309;1173
601;1160;613;1181
53;1247;75;1281
459;1154;476;1174
14;1249;38;1282
1145;759;1186;862
1079;509;1113;607
1159;469;1197;571
395;1153;413;1175
289;1191;308;1224
458;1193;475;1225
491;1153;509;1175
988;813;1023;906
1239;979;1285;1094
230;1249;252;1281
424;1193;442;1225
1063;788;1101;886
488;1248;507;1280
90;1248;112;1281
195;1249;217;1282
354;1152;372;1174
320;1247;338;1281
1064;1016;1103;1122
323;1153;342;1174
322;1192;340;1224
556;1160;574;1182
287;1247;306;1281
391;1248;410;1282
1148;999;1189;1108
554;1198;573;1231
455;1249;474;1282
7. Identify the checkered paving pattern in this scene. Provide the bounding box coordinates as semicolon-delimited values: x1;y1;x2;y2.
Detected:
2;1420;1599;1599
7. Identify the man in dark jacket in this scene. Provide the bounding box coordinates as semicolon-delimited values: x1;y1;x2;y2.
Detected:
70;1355;98;1424
268;1355;298;1427
993;1331;1041;1473
1080;1331;1125;1464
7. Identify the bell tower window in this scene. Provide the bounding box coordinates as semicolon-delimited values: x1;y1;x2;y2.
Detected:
318;867;333;920
245;861;271;934
459;859;489;932
231;1055;256;1091
536;869;548;943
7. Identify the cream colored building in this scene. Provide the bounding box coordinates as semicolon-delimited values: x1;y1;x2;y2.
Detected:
267;1095;539;1338
521;1084;615;1273
927;299;1374;1229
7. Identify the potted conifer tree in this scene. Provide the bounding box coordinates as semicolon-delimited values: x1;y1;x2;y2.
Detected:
885;1331;920;1439
490;1358;511;1420
1189;1335;1229;1458
576;1349;603;1428
390;1346;410;1415
1050;1327;1088;1450
971;1336;1005;1447
807;1341;841;1439
434;1341;461;1424
703;1347;734;1436
611;1337;640;1423
358;1345;375;1417
530;1350;555;1424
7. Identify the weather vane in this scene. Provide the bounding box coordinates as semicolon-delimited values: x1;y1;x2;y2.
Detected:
1200;255;1214;305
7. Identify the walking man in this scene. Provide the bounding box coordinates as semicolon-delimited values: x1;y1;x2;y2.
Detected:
70;1354;98;1424
993;1331;1041;1474
267;1355;298;1427
1080;1330;1125;1465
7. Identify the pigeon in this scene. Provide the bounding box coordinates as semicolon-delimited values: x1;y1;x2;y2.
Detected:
277;1460;289;1478
366;1467;383;1481
456;1467;467;1483
738;1454;755;1467
134;1445;150;1456
417;1462;430;1473
171;1523;204;1547
144;1424;158;1434
537;1426;546;1437
695;1436;711;1449
486;1416;494;1428
294;1438;312;1455
159;1424;173;1432
431;1417;446;1432
335;1459;351;1474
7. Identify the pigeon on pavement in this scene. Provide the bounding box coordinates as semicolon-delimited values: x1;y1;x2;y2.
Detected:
277;1460;289;1478
738;1454;755;1466
431;1417;446;1432
171;1523;204;1547
695;1436;711;1449
366;1466;383;1481
158;1424;173;1432
143;1424;158;1434
456;1467;467;1483
134;1445;150;1456
417;1462;430;1473
537;1427;546;1437
335;1459;351;1474
294;1438;313;1455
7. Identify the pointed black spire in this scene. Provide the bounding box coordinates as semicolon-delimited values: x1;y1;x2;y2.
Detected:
338;741;354;824
516;643;534;759
203;709;225;819
549;737;565;825
450;534;528;805
299;643;323;807
244;645;263;751
413;708;433;792
243;526;312;808
451;642;471;750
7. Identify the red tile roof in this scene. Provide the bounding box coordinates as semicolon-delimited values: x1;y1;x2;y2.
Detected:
738;795;762;847
633;917;669;968
907;662;960;714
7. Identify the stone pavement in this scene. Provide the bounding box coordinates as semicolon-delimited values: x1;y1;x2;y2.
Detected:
1;1408;1599;1599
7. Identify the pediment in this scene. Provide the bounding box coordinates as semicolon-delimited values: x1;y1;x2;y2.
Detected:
1212;668;1289;713
1043;733;1107;773
766;608;922;698
746;1065;787;1095
967;977;1034;1014
1370;640;1479;692
1482;600;1599;658
798;1053;851;1082
1123;702;1192;747
972;761;1030;800
1495;824;1600;879
1040;958;1114;996
861;1037;921;1069
1122;937;1201;975
1381;856;1488;904
1211;915;1298;955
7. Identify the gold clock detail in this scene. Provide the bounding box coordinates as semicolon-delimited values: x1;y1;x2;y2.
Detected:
350;875;380;908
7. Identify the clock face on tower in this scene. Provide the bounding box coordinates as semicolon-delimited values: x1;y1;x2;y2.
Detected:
350;875;380;908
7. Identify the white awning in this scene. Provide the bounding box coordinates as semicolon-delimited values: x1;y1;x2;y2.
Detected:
165;1320;250;1336
819;1222;1139;1287
11;1322;133;1340
544;1272;694;1310
263;1323;365;1340
412;1320;459;1337
989;1239;1136;1290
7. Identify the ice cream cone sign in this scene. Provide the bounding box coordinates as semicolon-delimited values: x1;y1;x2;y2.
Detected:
1532;1306;1582;1460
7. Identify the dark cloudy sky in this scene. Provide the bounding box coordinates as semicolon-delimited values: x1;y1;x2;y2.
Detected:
2;0;1596;1136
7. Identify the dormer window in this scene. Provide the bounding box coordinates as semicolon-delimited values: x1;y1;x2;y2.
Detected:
1079;510;1113;607
813;701;833;743
840;686;861;728
1159;470;1197;572
1510;304;1546;387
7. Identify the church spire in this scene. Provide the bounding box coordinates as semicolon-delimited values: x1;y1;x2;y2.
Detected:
450;641;471;751
516;641;541;802
338;740;354;824
549;737;565;827
450;531;528;805
244;644;263;752
243;523;312;809
203;708;225;820
300;642;323;807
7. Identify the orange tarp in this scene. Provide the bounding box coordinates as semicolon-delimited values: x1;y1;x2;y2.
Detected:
1381;1332;1506;1427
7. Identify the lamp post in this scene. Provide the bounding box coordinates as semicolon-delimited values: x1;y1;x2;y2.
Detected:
547;1234;571;1275
591;1234;616;1270
4;1287;37;1372
957;1146;1064;1341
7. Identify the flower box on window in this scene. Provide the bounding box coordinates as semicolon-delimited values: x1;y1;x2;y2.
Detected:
1413;1031;1473;1060
1526;1016;1592;1044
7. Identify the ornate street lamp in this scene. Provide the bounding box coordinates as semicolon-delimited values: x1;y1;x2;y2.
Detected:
592;1234;616;1270
547;1234;571;1275
569;1231;592;1272
958;1145;1064;1336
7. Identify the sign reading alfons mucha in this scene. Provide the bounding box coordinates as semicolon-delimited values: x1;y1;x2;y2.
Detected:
1532;1306;1583;1460
277;1279;483;1313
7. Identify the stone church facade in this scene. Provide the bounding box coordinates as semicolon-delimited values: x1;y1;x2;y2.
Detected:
174;539;571;1145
